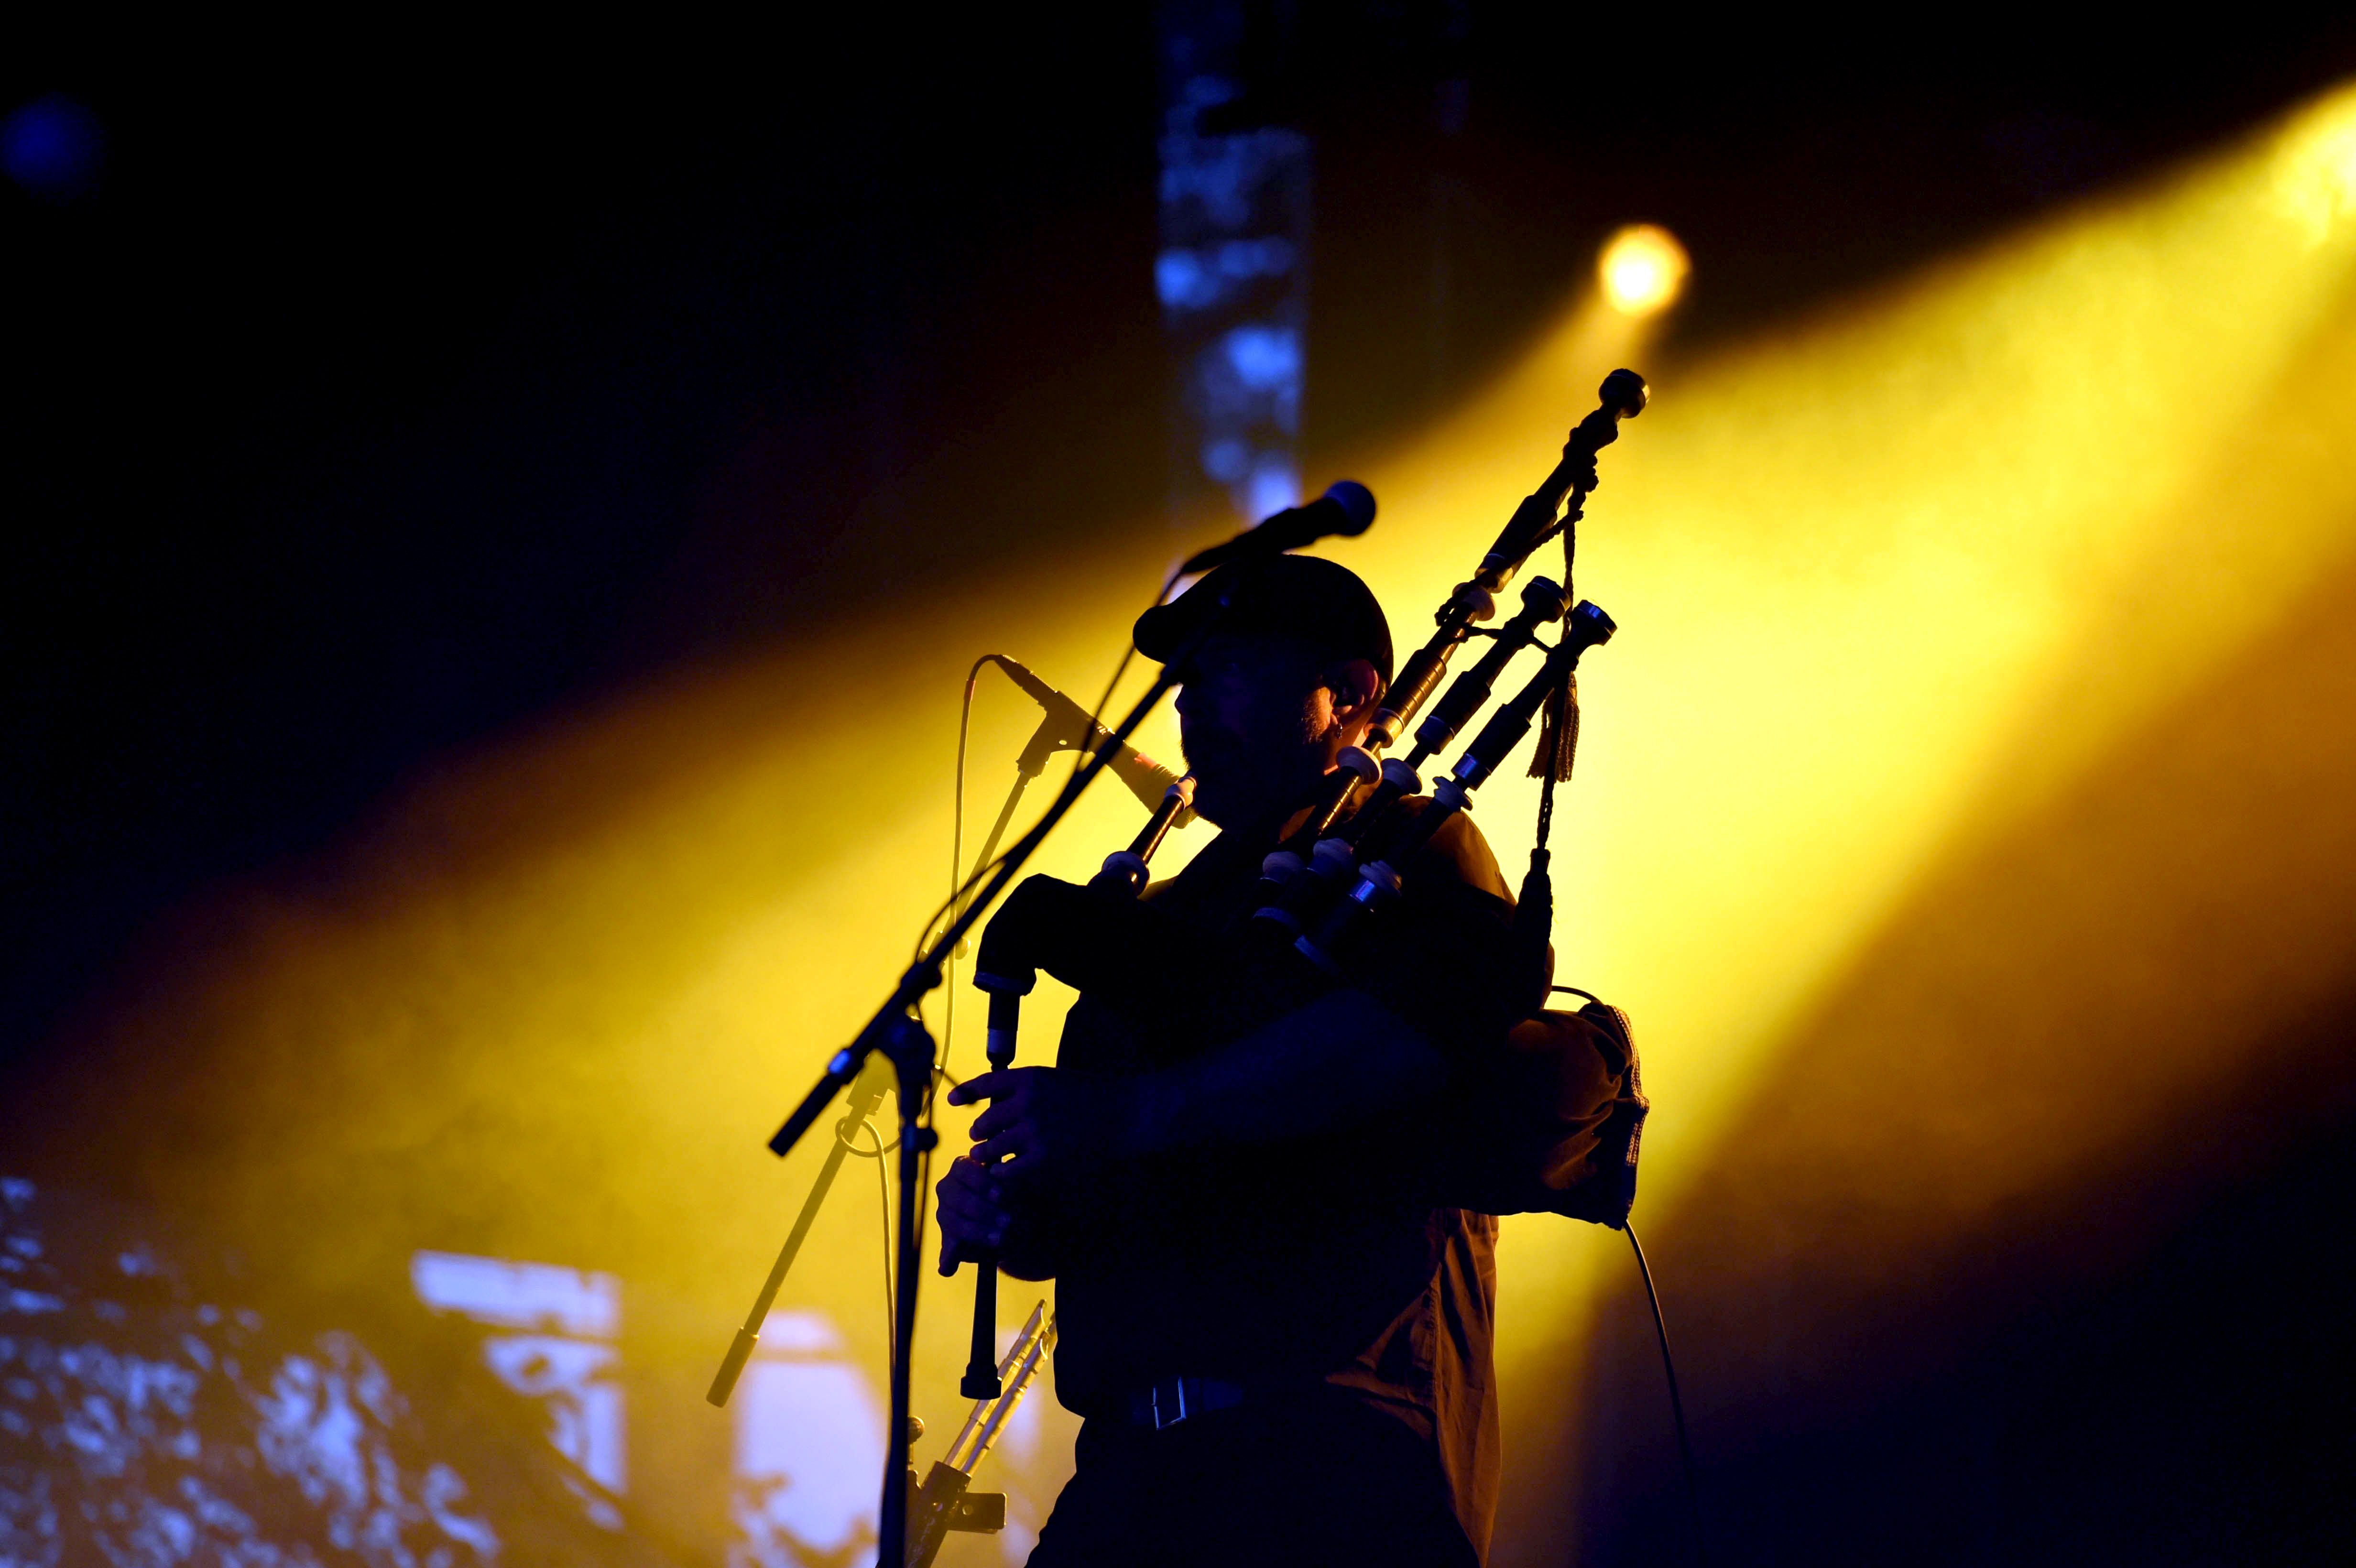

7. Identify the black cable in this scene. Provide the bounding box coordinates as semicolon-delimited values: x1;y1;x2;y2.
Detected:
943;657;988;1075
1627;1223;1708;1568
918;657;996;1242
916;658;993;969
912;660;1019;973
852;1116;894;1367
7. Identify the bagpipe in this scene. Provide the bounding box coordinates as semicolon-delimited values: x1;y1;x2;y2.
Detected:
956;370;1660;1399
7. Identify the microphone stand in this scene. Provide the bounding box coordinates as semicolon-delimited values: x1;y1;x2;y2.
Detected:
706;697;1091;1414
746;573;1243;1568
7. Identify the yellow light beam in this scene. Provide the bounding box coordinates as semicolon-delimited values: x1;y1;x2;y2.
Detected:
36;76;2356;1559
1334;80;2356;1367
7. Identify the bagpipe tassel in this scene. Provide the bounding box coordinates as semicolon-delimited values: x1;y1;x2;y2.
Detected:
1528;671;1580;782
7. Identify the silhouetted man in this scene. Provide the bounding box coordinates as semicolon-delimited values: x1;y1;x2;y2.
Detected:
939;555;1525;1567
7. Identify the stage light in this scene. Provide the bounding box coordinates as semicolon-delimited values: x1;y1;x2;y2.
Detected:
1598;224;1689;316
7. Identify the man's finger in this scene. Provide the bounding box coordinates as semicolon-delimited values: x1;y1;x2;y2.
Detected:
946;1070;1014;1108
937;1155;992;1192
940;1159;998;1195
938;1156;1009;1214
971;1131;1031;1168
968;1101;1021;1141
936;1194;985;1227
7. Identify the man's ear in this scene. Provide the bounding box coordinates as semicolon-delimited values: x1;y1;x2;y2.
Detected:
1328;658;1384;723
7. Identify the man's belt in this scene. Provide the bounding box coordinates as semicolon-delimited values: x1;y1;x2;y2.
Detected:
1124;1375;1246;1430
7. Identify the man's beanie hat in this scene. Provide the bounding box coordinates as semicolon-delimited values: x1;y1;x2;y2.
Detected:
1133;554;1393;686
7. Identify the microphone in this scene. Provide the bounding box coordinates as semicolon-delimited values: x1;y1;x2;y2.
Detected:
986;655;1194;823
1178;481;1376;577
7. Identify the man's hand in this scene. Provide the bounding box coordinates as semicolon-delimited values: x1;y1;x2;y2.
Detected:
934;1155;1013;1276
946;1066;1138;1187
938;1067;1132;1282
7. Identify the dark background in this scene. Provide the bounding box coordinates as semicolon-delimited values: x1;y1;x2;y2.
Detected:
9;12;2356;1564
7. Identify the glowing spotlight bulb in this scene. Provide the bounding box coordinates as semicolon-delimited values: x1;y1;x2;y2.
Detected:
1599;223;1690;316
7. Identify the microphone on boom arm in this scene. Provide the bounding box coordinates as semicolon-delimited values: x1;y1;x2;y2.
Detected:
1178;481;1376;577
985;654;1193;826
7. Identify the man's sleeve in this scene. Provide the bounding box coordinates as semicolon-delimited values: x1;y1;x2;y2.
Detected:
1346;810;1648;1220
1431;1002;1646;1220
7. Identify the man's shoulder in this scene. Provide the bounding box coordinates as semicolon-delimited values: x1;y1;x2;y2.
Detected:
1388;797;1514;909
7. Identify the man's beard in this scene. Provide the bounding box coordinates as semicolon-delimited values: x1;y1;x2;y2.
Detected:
1182;735;1326;832
1178;731;1234;776
1180;707;1327;778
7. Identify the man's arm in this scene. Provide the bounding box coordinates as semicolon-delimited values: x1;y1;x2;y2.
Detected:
948;987;1451;1179
1126;987;1451;1154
